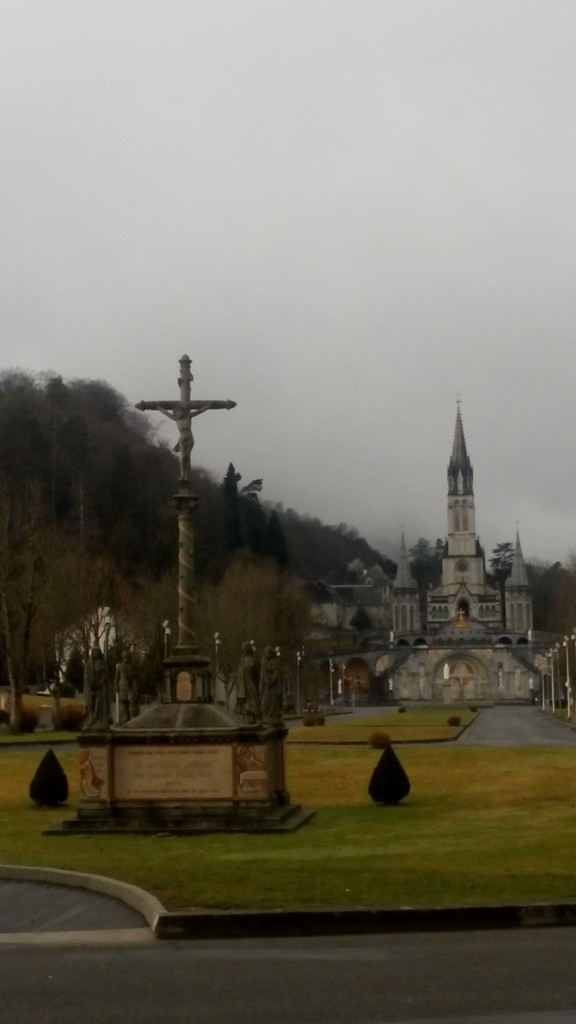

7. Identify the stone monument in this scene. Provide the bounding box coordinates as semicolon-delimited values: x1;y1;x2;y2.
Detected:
50;355;313;835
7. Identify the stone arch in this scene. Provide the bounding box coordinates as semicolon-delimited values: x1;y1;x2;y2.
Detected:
433;652;489;703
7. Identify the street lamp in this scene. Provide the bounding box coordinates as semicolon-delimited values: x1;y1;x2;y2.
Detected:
296;647;304;712
564;637;571;719
213;632;221;701
328;659;334;707
162;619;171;661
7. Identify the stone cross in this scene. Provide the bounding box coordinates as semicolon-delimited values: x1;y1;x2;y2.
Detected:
136;354;236;485
136;355;236;658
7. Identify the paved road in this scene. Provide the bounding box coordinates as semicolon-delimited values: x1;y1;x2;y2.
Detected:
457;706;576;746
0;879;149;939
2;928;576;1023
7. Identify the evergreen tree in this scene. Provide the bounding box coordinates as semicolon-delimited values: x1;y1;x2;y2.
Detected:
350;605;372;631
262;510;289;568
222;463;243;553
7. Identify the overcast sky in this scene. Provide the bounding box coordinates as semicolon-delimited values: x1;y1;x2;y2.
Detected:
2;1;576;566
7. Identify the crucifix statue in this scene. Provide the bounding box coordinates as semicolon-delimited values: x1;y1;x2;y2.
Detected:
136;356;237;681
135;354;236;486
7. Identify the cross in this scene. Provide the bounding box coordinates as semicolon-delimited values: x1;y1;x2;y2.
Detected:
136;355;236;484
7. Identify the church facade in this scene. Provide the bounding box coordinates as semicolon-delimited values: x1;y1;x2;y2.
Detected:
380;408;539;704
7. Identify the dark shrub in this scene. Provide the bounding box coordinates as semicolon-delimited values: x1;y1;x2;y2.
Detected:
313;714;325;726
469;706;478;712
447;714;461;726
397;706;406;714
368;744;410;805
20;708;39;733
368;731;390;749
302;715;320;726
0;709;9;726
29;749;69;807
54;704;85;731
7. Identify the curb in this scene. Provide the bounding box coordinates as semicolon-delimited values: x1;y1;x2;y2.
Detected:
2;865;576;941
153;901;576;940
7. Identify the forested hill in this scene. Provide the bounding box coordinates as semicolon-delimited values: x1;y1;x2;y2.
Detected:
0;369;395;583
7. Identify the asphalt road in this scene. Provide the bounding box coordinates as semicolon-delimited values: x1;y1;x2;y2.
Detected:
456;706;576;746
3;928;576;1024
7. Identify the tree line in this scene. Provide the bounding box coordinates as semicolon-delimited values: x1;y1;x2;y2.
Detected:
0;369;393;729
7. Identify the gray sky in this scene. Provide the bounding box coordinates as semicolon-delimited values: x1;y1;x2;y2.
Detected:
2;1;576;566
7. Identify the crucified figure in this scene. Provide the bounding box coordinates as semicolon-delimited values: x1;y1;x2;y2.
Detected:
136;355;236;483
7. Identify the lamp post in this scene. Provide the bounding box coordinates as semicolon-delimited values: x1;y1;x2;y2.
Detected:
162;619;171;661
564;637;571;719
569;626;573;724
329;659;334;707
213;631;221;702
296;647;304;712
552;645;558;713
102;608;113;723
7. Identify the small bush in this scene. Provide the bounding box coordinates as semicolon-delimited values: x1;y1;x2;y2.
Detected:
19;708;39;733
29;749;69;807
368;731;390;749
470;706;478;712
313;714;325;726
368;744;411;805
302;714;325;726
447;714;461;726
397;706;406;714
0;709;9;726
54;705;85;731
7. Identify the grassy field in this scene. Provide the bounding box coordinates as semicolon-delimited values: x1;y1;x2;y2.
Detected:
2;743;576;912
289;708;476;744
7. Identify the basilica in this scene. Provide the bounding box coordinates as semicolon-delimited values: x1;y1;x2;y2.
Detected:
379;407;538;703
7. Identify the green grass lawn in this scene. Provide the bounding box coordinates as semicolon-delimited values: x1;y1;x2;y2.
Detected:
2;743;576;912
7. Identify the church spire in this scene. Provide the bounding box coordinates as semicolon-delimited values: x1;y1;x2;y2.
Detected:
448;404;474;496
506;530;529;588
393;533;417;591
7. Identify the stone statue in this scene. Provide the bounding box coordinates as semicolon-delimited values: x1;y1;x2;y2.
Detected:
83;646;110;730
236;642;261;723
114;652;138;724
136;356;236;485
260;646;283;725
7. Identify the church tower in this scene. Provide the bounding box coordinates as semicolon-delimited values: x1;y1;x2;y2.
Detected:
427;406;501;628
447;404;476;557
505;531;533;632
392;533;421;634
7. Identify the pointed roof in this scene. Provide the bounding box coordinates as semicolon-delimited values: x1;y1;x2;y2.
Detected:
506;531;529;588
448;404;474;495
393;534;417;591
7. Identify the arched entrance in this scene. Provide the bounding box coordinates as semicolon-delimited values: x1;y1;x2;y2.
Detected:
435;655;488;702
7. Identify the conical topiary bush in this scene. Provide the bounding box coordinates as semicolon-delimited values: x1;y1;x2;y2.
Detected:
29;749;69;807
368;741;410;805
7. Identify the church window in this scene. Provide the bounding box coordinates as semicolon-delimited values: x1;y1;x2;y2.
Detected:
462;503;468;530
400;606;407;631
454;502;461;531
409;606;414;631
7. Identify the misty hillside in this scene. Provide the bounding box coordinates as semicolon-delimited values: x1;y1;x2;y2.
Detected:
0;369;395;583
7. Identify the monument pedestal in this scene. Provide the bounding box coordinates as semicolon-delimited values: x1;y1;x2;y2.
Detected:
48;702;314;834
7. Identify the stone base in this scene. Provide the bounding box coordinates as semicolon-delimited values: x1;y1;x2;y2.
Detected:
47;701;315;835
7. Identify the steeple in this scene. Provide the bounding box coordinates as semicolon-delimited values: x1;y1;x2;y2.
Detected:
506;531;529;588
448;404;474;496
505;529;532;632
393;533;417;591
392;533;421;634
446;404;477;557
